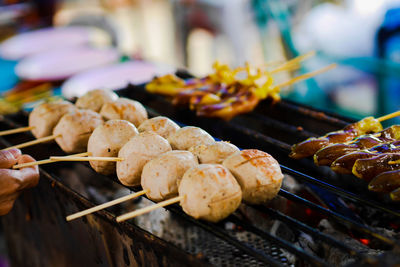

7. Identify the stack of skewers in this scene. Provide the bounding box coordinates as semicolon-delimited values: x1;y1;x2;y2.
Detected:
0;89;284;224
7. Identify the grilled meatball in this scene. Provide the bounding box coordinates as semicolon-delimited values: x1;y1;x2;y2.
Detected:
88;120;139;175
223;149;283;204
53;109;104;153
100;98;148;127
168;126;214;150
29;101;76;138
117;132;171;186
75;89;118;112
189;141;239;164
178;164;242;222
138;116;180;139
141;150;198;202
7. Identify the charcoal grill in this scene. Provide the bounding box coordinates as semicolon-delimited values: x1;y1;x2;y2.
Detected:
1;81;400;267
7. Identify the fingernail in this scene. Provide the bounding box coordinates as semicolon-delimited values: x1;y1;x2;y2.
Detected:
7;148;21;159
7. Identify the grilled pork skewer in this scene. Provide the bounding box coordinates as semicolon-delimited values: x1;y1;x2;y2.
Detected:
314;126;400;166
290;110;400;160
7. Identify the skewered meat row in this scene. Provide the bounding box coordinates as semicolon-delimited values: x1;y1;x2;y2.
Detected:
291;120;400;200
289;116;383;159
314;125;400;166
18;89;148;154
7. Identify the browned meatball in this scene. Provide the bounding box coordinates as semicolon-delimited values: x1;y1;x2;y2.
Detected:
75;89;118;112
223;149;283;204
178;164;242;222
29;101;76;138
189;141;239;164
141;150;198;201
117;132;172;186
138;116;180;139
53;109;104;153
87;120;139;175
167;126;214;150
100;98;148;127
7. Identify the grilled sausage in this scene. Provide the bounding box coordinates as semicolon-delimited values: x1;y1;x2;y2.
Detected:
178;164;242;222
87;120;138;175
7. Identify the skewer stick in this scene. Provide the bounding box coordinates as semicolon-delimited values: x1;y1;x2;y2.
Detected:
376;110;400;122
270;51;316;74
274;63;337;89
116;195;183;222
66;190;148;222
49;156;124;162
13;152;91;169
1;134;60;151
0;126;35;136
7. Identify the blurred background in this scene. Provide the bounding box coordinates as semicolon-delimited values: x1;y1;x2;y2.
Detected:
1;0;400;119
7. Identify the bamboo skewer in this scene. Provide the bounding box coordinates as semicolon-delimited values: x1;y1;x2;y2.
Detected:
274;63;337;89
377;110;400;122
49;156;124;162
0;126;35;136
1;134;60;151
66;190;148;222
13;152;91;169
270;51;316;74
116;196;183;222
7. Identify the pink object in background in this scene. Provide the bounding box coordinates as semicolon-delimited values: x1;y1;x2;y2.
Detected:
15;47;119;81
61;61;175;98
0;26;109;60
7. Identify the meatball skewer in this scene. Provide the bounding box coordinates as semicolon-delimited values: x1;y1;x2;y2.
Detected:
116;149;283;223
0;88;116;138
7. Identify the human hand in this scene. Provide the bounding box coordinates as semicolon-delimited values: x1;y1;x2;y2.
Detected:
0;148;40;215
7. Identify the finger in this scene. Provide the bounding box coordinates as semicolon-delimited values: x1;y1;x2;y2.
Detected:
0;148;21;168
0;200;16;216
13;155;40;190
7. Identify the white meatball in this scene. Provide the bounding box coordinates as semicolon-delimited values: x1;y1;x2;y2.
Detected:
75;89;118;112
138;116;180;139
53;109;104;153
100;98;148;127
189;141;239;164
223;149;283;204
117;132;172;186
178;164;242;222
29;101;76;138
167;126;214;150
141;150;198;202
88;120;139;175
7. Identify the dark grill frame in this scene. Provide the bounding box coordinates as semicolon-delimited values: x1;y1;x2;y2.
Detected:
0;82;399;266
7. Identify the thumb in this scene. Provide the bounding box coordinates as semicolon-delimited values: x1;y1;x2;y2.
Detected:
0;148;21;168
13;155;40;190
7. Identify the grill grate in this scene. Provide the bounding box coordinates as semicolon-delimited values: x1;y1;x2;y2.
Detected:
0;84;399;266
